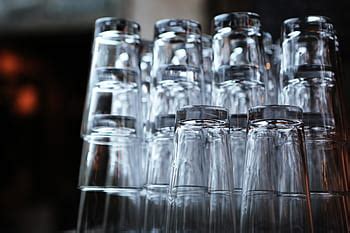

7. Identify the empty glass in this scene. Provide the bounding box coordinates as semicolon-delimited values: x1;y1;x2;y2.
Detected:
303;113;348;232
212;12;267;114
151;19;203;80
77;135;144;232
81;18;142;138
241;105;313;233
280;16;346;140
166;105;236;233
149;19;204;128
143;114;175;232
202;34;213;105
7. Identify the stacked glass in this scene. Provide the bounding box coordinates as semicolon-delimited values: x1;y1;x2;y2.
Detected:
149;19;204;126
241;105;313;232
74;13;350;233
212;12;267;113
166;105;236;232
77;18;144;232
280;16;349;232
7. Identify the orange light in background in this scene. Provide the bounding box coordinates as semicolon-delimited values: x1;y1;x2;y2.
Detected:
14;85;39;116
0;51;22;77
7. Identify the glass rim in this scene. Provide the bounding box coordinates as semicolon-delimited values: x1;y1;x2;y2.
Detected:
94;17;141;37
213;12;261;32
83;134;141;146
282;15;334;36
95;67;139;83
230;113;248;128
155;114;176;130
176;105;229;124
248;105;303;122
154;18;201;37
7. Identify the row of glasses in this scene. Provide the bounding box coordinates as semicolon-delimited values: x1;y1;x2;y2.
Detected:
75;12;349;232
166;105;313;232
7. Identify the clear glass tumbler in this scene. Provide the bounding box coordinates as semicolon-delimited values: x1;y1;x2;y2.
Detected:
241;105;313;233
149;19;204;128
212;12;267;114
280;16;346;140
143;114;175;233
81;18;142;138
166;105;236;233
77;135;144;233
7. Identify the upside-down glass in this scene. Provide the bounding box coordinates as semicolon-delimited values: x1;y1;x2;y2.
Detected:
77;135;144;232
303;113;348;232
280;16;346;140
166;105;236;233
241;105;313;233
212;12;267;114
143;114;175;232
202;34;213;105
149;19;204;128
81;18;142;138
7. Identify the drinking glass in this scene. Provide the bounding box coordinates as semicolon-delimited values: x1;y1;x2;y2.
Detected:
212;12;267;114
143;114;175;232
77;135;144;232
81;18;142;138
202;34;213;105
149;19;204;128
303;113;348;232
280;16;346;140
241;105;313;233
166;105;236;233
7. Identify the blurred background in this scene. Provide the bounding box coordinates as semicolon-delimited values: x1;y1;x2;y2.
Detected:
0;0;349;232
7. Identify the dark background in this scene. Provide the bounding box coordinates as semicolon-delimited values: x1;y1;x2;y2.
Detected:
0;0;349;232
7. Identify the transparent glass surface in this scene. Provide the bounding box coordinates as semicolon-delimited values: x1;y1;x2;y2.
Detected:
149;19;204;132
94;17;140;38
141;40;153;139
149;66;202;125
77;135;144;233
152;19;203;80
263;32;278;104
202;34;213;105
78;135;143;189
241;105;313;233
212;12;267;114
166;105;236;233
303;113;348;232
280;16;346;140
81;18;142;137
77;187;144;233
84;68;140;137
230;114;247;232
144;115;175;233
